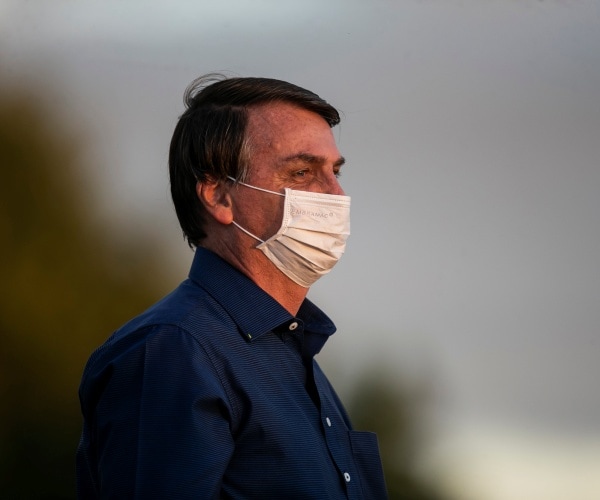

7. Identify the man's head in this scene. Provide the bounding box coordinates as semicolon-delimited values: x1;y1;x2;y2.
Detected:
169;74;341;247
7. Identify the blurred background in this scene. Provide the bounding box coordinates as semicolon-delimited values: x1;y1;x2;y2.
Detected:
1;1;599;498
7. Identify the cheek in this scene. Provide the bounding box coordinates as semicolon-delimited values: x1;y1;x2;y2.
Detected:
263;197;286;233
236;193;284;238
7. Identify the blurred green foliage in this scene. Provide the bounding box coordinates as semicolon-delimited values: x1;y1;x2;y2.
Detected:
348;371;448;500
0;86;169;498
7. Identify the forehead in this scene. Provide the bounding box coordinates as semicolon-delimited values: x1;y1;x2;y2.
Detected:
245;102;335;149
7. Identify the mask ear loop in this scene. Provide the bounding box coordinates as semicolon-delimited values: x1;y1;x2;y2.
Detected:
227;176;285;197
231;221;265;244
227;177;272;244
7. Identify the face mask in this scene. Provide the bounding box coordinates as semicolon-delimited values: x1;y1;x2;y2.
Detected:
227;177;351;288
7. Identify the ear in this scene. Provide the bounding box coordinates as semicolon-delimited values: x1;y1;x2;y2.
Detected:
196;178;234;225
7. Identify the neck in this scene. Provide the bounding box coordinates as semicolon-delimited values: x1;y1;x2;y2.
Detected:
201;233;308;316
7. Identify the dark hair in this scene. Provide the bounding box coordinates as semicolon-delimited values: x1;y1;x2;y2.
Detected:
169;74;341;247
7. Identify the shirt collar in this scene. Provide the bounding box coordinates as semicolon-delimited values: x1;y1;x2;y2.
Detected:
188;248;337;349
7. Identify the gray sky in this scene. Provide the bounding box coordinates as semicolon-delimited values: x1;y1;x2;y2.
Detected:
2;1;600;497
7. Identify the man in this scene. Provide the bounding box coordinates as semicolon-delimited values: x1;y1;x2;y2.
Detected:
77;75;387;499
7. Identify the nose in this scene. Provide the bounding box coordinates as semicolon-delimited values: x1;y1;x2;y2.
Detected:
331;178;345;196
317;169;345;195
328;173;345;196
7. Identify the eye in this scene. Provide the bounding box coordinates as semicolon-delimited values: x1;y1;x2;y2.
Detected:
294;169;308;177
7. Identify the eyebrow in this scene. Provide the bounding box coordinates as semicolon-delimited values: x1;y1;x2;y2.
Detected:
282;153;346;167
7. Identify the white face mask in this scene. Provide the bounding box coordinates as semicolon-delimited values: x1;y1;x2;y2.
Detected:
227;177;351;288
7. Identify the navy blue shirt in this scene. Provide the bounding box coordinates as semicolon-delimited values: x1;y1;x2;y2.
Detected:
77;248;387;499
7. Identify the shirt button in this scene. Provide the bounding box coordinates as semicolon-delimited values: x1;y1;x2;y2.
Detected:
289;321;298;331
344;472;351;483
325;417;332;427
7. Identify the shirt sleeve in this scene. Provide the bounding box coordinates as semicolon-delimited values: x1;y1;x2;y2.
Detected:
78;324;234;499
